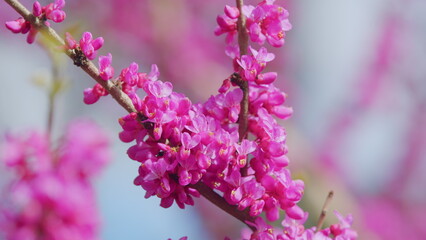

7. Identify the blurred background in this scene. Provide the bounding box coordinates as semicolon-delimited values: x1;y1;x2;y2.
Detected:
1;0;425;239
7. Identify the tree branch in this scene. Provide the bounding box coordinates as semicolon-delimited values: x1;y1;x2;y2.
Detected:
236;0;249;142
191;182;256;231
316;190;334;231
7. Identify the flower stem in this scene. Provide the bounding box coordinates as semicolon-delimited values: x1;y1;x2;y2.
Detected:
236;0;249;142
236;0;249;56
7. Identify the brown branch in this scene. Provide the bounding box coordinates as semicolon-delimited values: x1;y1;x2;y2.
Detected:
235;0;249;142
191;182;256;231
316;190;334;231
5;0;258;230
236;0;249;56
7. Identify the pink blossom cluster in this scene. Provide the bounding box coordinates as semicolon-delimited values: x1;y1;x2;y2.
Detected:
65;32;104;61
242;211;357;240
79;32;301;220
215;0;292;56
0;120;110;240
5;0;66;43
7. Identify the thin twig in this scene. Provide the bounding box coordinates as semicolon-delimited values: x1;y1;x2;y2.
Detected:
316;190;334;231
4;0;258;230
236;0;249;56
235;0;249;142
191;182;256;231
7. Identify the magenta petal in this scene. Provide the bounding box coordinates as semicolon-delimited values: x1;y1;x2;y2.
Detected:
5;20;23;33
148;64;160;81
83;88;100;104
230;187;243;203
119;131;135;143
273;155;289;168
153;125;162;141
161;177;171;192
257;47;275;62
272;106;293;119
181;132;191;149
266;141;284;157
48;10;66;23
282;19;292;31
160;197;174;208
286;205;304;220
268;91;285;105
256;72;277;85
249;23;263;43
26;28;38;44
91;37;104;51
216;15;231;29
250;200;265;216
65;32;77;49
225;88;243;105
267;35;284;48
265;204;279;221
99;53;112;68
149;81;173;98
81;44;95;60
178;168;191;186
55;0;65;9
81;32;93;43
224;5;240;19
32;2;42;17
197;153;211;169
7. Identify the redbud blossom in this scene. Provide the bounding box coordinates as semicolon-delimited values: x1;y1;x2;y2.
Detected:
99;53;114;81
80;32;104;60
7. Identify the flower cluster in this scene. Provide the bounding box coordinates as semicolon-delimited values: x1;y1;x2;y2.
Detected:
244;0;292;47
0;120;110;240
244;211;357;240
65;32;104;60
5;0;66;43
215;0;292;54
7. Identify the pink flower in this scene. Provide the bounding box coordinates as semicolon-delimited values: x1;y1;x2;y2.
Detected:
123;62;139;85
237;55;258;82
215;5;239;48
80;32;104;60
5;18;30;34
247;217;275;240
245;1;292;47
99;53;114;80
44;0;66;23
257;72;277;85
83;83;108;104
330;211;358;240
235;139;256;168
65;32;77;49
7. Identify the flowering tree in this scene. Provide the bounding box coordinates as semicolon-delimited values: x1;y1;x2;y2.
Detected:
1;0;358;239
